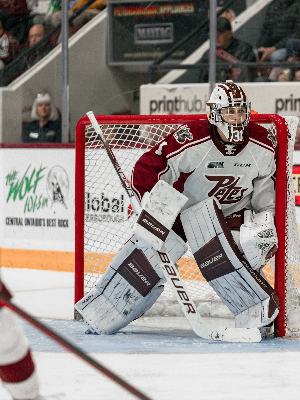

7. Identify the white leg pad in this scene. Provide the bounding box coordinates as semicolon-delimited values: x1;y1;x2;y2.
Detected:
75;235;167;334
235;297;278;329
180;197;279;329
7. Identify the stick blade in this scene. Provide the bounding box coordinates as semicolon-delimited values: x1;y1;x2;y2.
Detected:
221;327;262;343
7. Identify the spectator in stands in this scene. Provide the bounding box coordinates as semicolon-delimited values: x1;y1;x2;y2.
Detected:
72;0;106;27
48;0;74;27
256;66;294;82
197;17;257;83
51;0;105;28
256;0;300;62
22;92;61;142
0;0;30;44
273;38;300;62
48;1;80;44
286;38;300;60
0;23;53;86
216;0;236;22
51;0;106;28
0;10;20;69
23;23;53;68
294;68;300;81
269;67;292;82
27;0;52;26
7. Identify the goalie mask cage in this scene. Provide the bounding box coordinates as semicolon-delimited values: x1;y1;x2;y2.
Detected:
75;114;300;338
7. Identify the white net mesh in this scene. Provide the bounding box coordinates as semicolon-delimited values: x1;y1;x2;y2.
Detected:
284;117;300;336
79;116;300;336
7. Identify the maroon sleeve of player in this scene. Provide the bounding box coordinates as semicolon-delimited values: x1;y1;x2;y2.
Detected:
131;121;205;202
131;148;168;202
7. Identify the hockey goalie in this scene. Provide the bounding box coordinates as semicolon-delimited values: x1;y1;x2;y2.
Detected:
75;80;279;337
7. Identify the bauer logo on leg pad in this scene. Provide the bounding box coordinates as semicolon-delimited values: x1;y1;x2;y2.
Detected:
137;209;169;241
118;249;161;297
194;236;236;281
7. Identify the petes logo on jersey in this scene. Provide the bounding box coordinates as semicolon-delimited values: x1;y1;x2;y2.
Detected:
205;175;247;204
173;125;193;144
206;161;224;168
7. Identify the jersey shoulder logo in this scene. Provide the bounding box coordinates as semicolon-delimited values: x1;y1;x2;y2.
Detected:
173;125;193;144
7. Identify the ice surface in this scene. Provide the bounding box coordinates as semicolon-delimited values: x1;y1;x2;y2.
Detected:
1;267;300;400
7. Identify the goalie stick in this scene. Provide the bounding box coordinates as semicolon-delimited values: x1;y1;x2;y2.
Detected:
86;111;262;343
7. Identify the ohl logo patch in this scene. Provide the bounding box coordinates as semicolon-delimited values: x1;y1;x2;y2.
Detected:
205;175;247;204
173;125;193;144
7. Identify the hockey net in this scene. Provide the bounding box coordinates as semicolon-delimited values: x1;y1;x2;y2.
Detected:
75;114;300;337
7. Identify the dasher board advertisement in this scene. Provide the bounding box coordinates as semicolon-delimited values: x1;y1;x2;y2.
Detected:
106;0;208;65
0;148;75;251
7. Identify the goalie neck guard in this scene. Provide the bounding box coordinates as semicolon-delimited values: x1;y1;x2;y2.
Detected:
206;80;251;143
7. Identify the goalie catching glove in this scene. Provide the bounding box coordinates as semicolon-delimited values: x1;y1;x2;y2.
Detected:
240;210;278;271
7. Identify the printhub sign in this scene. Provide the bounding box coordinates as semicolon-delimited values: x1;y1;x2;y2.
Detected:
0;149;75;251
140;82;300;116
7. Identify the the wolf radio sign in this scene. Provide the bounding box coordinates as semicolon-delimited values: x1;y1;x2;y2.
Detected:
4;163;71;231
6;165;48;213
6;164;69;213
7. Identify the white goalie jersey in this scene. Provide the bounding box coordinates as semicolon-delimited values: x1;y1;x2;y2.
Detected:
131;119;277;239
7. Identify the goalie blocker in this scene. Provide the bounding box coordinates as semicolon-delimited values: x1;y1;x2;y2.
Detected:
180;197;280;329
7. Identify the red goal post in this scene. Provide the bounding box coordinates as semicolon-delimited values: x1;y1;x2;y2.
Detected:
75;113;300;338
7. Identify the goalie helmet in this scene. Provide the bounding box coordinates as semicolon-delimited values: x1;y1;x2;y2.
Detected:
206;80;251;143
